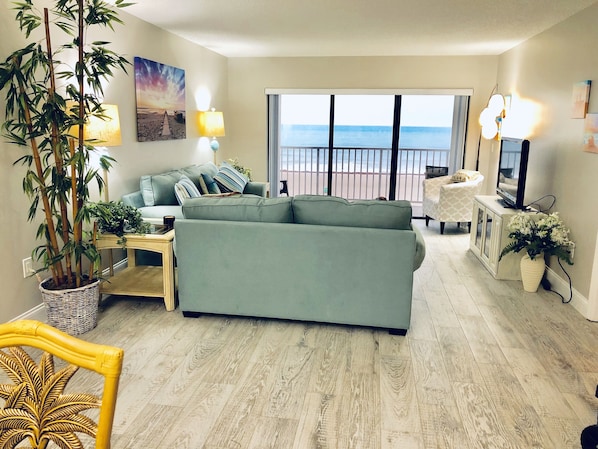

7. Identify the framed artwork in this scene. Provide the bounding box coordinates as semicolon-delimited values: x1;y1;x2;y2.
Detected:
583;113;598;153
572;80;591;119
134;56;186;142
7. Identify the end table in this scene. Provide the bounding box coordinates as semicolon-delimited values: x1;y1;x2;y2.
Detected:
96;228;176;311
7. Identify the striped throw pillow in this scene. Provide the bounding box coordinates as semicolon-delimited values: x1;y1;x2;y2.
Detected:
213;161;249;193
174;175;202;205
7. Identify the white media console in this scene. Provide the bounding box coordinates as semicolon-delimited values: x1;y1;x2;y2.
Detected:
469;195;535;280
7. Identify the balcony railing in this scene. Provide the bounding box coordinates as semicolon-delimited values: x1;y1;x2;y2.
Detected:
279;146;450;217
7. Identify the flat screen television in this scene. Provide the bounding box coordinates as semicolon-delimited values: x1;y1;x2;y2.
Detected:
496;137;530;209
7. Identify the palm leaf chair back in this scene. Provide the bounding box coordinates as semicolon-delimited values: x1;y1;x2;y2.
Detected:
0;320;123;449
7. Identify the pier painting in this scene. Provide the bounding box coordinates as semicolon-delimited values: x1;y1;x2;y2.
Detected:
134;56;186;142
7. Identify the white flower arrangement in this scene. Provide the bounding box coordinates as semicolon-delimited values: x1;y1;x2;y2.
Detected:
500;212;574;263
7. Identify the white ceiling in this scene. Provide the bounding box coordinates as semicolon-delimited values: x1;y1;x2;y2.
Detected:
122;0;598;58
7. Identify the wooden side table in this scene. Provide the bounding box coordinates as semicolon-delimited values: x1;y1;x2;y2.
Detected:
96;228;176;311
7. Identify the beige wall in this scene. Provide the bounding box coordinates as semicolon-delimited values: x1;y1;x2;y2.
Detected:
226;56;500;183
3;1;597;321
497;2;598;299
0;4;227;322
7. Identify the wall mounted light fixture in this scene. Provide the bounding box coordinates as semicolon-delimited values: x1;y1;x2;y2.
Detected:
198;108;225;162
479;89;506;141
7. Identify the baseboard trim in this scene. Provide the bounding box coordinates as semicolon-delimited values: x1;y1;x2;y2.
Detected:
545;266;593;321
11;258;128;323
11;303;47;322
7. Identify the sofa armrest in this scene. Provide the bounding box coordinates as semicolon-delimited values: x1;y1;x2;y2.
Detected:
243;181;269;197
121;191;145;208
411;223;426;271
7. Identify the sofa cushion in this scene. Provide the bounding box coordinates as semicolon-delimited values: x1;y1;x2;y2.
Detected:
213;161;249;193
174;175;202;205
201;173;221;194
138;205;185;219
183;196;294;223
292;195;412;230
140;169;184;206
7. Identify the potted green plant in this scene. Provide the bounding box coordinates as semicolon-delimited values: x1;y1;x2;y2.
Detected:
0;0;129;334
500;212;574;292
89;201;151;244
227;157;252;180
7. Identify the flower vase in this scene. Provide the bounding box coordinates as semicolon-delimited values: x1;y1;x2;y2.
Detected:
520;253;545;292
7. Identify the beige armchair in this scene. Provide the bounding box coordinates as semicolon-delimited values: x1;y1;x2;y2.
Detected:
422;171;484;234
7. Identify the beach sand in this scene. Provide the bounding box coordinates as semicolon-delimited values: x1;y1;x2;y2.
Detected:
137;109;186;142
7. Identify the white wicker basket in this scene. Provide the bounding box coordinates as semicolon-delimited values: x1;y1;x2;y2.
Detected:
39;279;100;335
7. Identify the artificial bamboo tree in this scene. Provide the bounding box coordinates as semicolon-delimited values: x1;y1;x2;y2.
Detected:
0;0;130;290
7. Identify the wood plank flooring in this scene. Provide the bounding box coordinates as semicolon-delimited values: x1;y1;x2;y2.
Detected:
66;221;598;448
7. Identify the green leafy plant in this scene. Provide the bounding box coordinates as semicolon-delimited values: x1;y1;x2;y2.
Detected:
500;212;574;264
89;201;151;243
0;0;130;290
228;157;252;180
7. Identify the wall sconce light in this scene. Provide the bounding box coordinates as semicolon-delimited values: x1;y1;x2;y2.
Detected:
479;91;506;140
198;108;225;160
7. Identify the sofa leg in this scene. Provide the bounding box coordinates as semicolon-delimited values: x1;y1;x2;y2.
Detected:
440;222;445;234
468;221;472;232
182;311;202;318
425;216;430;227
388;328;407;336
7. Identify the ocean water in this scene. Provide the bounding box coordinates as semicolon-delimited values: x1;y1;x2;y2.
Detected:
280;124;452;172
281;124;452;149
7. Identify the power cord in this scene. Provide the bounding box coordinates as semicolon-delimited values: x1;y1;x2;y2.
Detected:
525;194;557;213
542;258;573;304
523;194;574;304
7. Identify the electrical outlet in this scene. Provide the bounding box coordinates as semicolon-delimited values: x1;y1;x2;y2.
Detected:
22;257;33;278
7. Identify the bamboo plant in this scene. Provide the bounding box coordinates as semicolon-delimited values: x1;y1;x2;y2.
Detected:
0;0;130;290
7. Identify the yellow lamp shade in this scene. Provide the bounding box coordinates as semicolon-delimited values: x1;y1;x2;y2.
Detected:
198;109;225;138
69;104;122;147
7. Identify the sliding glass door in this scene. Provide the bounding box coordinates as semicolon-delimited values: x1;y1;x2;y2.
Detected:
268;90;470;215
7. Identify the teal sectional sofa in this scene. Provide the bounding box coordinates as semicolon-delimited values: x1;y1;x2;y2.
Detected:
174;195;425;334
121;161;268;220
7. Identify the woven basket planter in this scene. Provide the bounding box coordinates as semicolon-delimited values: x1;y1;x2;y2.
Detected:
40;279;100;335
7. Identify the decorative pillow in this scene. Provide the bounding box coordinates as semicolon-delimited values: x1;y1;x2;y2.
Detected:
213;161;249;193
140;170;182;206
201;173;221;194
174;175;201;205
197;175;209;194
451;169;481;183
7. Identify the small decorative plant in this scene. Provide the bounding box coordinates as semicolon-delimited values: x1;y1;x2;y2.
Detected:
500;212;574;264
89;201;150;241
227;158;252;180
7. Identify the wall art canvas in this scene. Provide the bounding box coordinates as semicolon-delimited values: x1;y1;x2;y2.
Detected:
134;56;186;142
583;113;598;153
572;80;591;119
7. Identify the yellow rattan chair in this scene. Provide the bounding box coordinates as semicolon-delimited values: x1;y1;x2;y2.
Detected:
0;319;123;449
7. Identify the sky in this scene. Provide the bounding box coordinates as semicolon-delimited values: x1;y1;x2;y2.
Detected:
280;94;455;127
134;57;186;110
